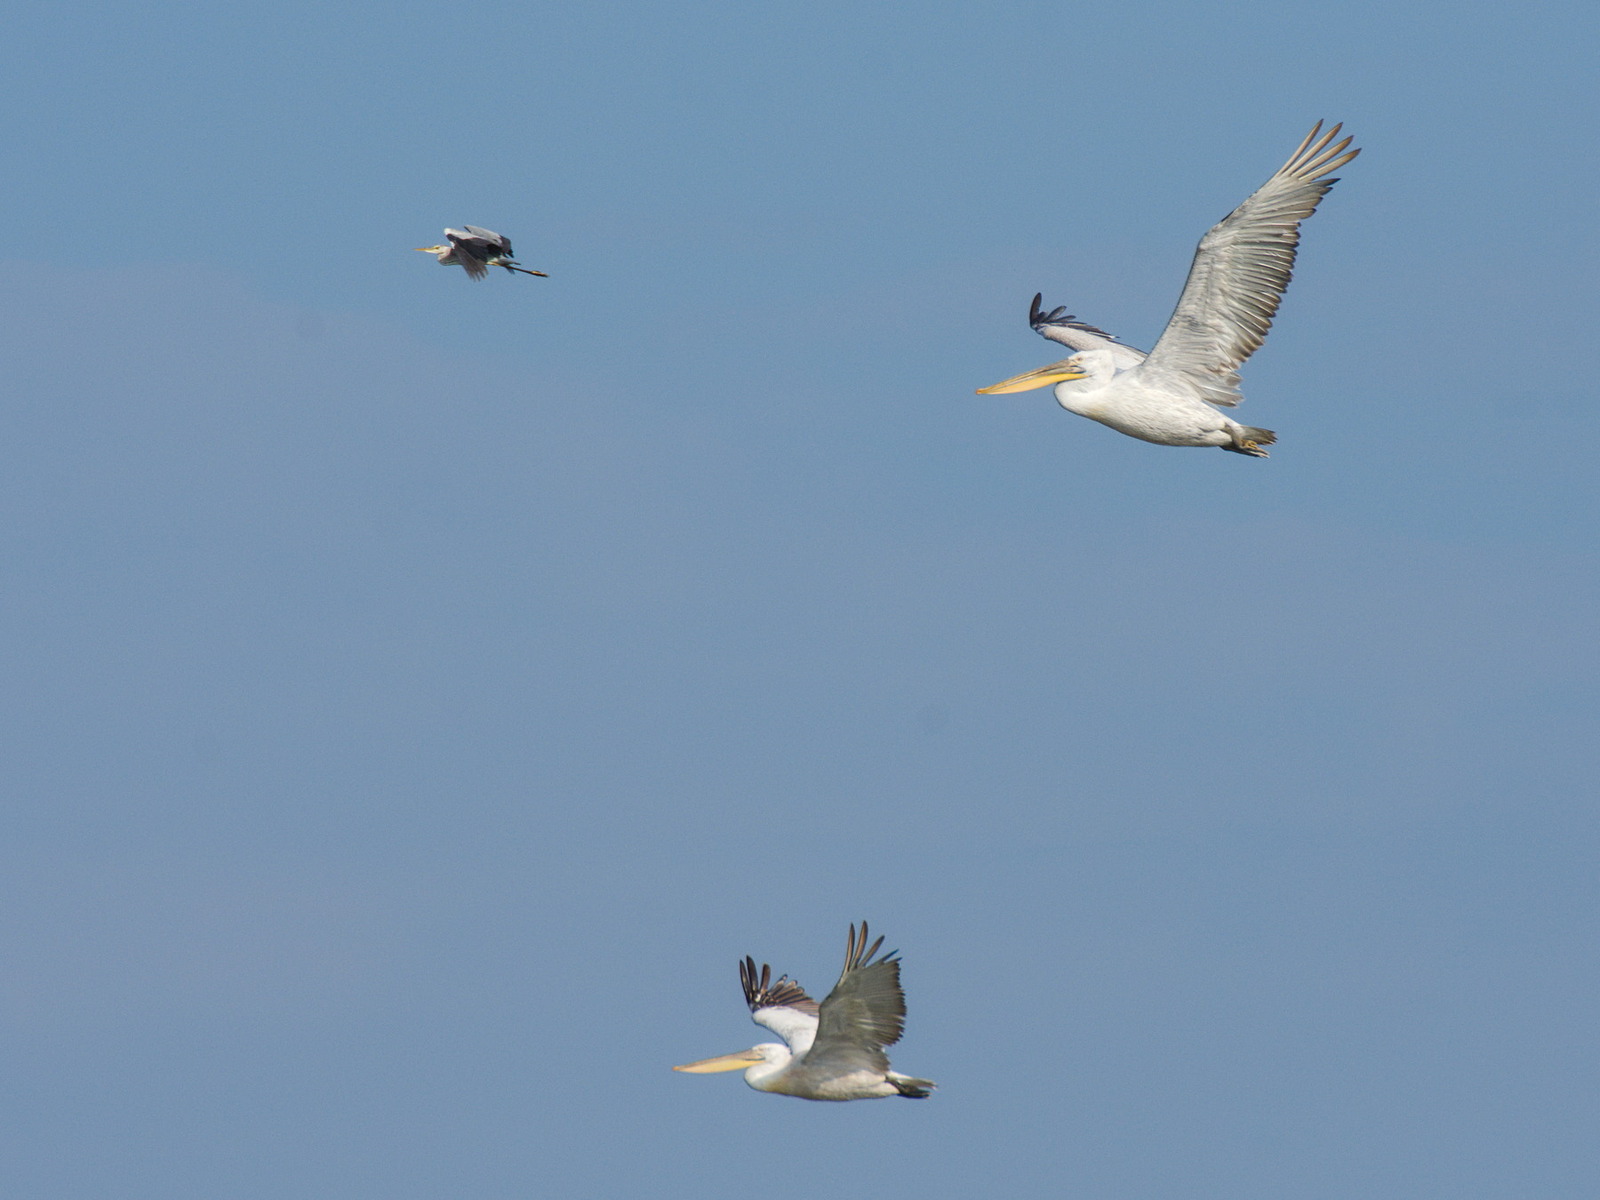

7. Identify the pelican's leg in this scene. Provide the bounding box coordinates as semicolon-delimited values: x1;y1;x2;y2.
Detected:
1222;424;1276;457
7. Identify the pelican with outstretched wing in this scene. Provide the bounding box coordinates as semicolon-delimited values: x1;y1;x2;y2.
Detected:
674;922;936;1101
978;122;1359;456
414;226;548;279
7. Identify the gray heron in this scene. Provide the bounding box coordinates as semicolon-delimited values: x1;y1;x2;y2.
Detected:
414;226;547;279
977;122;1359;456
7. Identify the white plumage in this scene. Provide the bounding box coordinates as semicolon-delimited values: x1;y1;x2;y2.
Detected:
673;922;936;1101
978;122;1359;456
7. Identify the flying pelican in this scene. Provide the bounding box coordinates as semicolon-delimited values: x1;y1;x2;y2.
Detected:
414;226;548;279
674;921;936;1101
977;122;1359;456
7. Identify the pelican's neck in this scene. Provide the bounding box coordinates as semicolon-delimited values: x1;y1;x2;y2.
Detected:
743;1043;796;1092
1052;350;1118;417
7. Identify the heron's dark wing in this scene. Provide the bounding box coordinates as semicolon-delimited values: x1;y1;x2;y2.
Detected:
462;226;514;256
1030;293;1147;370
445;232;493;280
1141;121;1359;407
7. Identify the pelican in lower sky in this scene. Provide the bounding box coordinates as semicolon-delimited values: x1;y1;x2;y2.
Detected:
414;226;548;279
674;922;936;1101
977;122;1359;456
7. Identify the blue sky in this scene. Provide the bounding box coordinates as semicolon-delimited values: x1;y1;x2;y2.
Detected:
4;2;1597;1197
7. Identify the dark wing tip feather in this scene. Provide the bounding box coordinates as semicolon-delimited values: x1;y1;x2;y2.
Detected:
862;932;886;965
819;920;909;1051
1285;121;1361;182
1029;293;1126;344
844;920;898;971
741;953;817;1014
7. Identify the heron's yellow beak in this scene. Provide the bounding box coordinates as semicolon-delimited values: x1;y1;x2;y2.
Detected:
414;246;446;253
673;1048;764;1073
976;363;1088;394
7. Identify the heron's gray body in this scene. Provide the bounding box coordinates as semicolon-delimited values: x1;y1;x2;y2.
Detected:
417;226;547;279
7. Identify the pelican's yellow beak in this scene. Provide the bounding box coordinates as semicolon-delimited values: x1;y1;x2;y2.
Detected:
673;1048;764;1073
976;362;1088;394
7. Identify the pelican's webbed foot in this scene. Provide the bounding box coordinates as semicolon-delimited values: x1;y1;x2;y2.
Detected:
1221;440;1271;458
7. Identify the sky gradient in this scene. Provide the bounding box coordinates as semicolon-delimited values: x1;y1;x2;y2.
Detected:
4;2;1598;1197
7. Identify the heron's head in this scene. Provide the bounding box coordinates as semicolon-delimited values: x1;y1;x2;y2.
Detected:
414;244;450;255
976;355;1090;395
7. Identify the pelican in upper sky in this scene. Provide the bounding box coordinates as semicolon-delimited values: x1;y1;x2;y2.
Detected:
674;921;936;1101
977;122;1359;456
414;226;548;279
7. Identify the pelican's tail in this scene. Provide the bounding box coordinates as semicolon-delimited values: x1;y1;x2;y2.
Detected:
888;1072;936;1098
1223;425;1276;457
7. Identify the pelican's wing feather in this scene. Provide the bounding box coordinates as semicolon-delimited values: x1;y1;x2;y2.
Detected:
1139;122;1359;408
1030;293;1147;370
740;956;819;1015
741;956;820;1051
802;922;907;1076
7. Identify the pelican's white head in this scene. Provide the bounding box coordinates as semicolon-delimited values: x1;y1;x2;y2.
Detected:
1066;349;1117;380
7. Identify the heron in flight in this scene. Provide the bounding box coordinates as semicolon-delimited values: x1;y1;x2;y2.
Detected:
674;922;936;1101
414;226;548;279
977;122;1359;456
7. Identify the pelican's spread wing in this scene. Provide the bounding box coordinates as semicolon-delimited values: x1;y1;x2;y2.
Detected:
1141;121;1360;407
1030;293;1147;371
805;922;907;1076
741;956;820;1051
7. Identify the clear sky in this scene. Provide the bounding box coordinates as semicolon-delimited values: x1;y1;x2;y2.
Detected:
4;1;1597;1197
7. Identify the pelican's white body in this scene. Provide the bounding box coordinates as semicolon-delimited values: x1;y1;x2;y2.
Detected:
742;1042;913;1101
673;922;936;1102
978;123;1359;458
1051;349;1250;448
